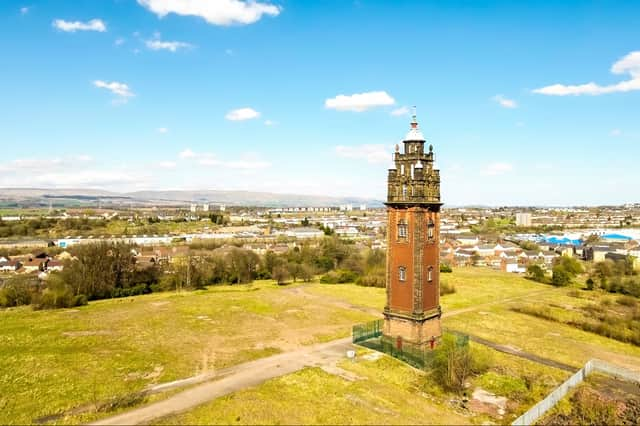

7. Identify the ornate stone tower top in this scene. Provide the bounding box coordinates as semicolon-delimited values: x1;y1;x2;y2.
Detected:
387;111;441;205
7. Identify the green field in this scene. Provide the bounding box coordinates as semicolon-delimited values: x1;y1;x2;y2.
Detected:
2;267;640;424
0;280;374;424
158;343;570;425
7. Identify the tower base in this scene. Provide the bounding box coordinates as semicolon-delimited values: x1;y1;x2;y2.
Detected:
383;312;442;350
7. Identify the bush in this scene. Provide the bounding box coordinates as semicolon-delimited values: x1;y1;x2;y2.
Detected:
551;265;572;286
0;276;34;307
440;263;453;273
440;280;456;295
320;269;359;284
356;272;385;288
432;334;491;392
527;264;547;283
32;276;88;310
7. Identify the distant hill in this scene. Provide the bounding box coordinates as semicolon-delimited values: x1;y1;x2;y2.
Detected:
0;188;383;208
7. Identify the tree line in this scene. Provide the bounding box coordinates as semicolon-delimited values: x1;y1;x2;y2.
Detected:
0;236;387;309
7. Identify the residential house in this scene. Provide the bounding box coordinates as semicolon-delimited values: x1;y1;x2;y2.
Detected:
0;260;21;272
501;257;526;273
22;259;44;273
456;233;479;245
286;227;325;239
45;259;64;272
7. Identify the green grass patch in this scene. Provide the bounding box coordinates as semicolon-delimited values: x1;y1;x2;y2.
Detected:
0;281;376;424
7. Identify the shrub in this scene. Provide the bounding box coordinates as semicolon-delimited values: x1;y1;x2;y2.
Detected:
432;334;491;392
356;271;385;287
439;280;456;295
551;265;572;286
320;269;359;284
0;276;34;307
527;264;547;283
440;263;453;273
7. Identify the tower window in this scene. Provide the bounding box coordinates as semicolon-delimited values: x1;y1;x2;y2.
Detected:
427;219;435;240
399;267;407;282
397;220;408;239
400;164;405;175
427;266;433;282
402;185;407;199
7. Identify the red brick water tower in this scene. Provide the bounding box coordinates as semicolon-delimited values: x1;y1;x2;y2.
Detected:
383;110;442;349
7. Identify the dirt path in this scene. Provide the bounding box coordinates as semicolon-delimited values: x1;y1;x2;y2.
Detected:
89;338;354;426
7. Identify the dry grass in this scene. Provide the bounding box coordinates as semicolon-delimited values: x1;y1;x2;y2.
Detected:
0;280;375;424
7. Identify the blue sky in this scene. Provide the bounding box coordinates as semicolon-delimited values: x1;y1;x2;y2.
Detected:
1;0;639;205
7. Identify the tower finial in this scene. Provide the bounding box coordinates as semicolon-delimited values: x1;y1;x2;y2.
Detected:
411;105;418;128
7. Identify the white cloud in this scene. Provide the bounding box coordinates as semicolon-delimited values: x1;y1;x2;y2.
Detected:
53;19;107;33
533;51;640;96
158;161;177;169
390;106;410;116
264;119;277;126
93;80;134;103
157;127;169;134
611;129;622;136
198;158;271;170
180;150;270;170
20;7;29;15
115;37;126;46
335;144;390;164
137;0;281;26
482;162;513;176
225;107;260;121
492;94;517;108
145;39;193;52
325;91;395;112
179;149;196;159
0;155;145;189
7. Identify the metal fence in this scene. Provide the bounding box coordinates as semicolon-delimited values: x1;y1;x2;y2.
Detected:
352;321;470;370
352;319;383;343
512;359;640;425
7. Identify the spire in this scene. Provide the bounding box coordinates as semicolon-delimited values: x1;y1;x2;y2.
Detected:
404;105;425;141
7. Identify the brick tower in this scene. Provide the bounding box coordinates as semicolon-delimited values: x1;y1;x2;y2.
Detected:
383;109;442;350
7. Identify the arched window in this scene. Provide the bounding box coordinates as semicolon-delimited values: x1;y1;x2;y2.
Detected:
399;267;406;282
427;219;435;240
397;220;408;240
402;185;407;199
400;164;405;175
427;266;433;282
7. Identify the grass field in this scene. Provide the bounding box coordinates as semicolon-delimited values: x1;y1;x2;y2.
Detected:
158;342;571;425
157;351;471;425
2;266;640;424
305;267;550;313
444;285;640;370
0;280;375;424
